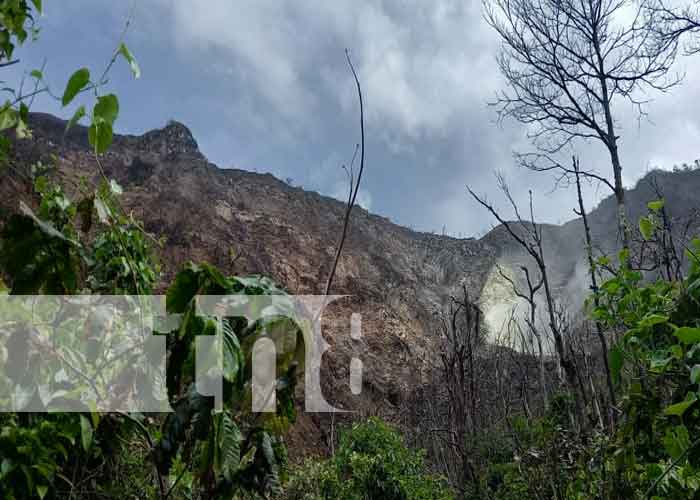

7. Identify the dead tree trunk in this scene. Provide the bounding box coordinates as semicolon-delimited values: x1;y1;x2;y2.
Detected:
573;156;617;428
437;286;484;499
498;264;549;410
469;178;584;430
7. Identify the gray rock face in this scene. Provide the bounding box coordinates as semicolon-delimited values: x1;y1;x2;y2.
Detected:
137;120;202;159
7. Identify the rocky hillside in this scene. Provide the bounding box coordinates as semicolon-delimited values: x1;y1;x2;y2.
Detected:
1;113;500;452
2;113;699;450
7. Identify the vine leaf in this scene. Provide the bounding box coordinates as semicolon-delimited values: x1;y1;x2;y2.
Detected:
648;199;665;212
664;394;698;417
36;485;48;500
675;327;700;345
94;94;119;126
88;121;113;154
62;68;90;106
215;413;242;481
691;365;700;385
639;216;654;241
65;105;86;134
80;415;94;451
118;43;141;79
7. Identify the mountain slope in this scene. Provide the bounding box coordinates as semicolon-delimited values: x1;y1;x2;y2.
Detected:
1;113;499;451
2;113;698;451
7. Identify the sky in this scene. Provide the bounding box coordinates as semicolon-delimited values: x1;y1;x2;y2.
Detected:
9;1;700;238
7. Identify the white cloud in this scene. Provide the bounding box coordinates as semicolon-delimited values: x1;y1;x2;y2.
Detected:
38;0;700;235
151;0;502;142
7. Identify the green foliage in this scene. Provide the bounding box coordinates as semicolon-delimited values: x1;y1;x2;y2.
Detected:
154;262;302;498
464;200;700;499
0;413;83;500
0;0;42;159
0;176;158;294
559;210;700;498
61;68;91;106
0;179;303;499
477;406;590;500
0;8;303;499
0;0;40;63
118;42;141;78
284;418;453;500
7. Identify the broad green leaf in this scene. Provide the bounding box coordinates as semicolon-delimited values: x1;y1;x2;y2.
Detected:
65;105;86;133
19;201;76;243
645;463;663;482
0;105;18;131
34;175;48;194
215;413;241;480
36;485;48;500
15;116;30;139
31;0;42;13
15;103;30;139
118;43;141;78
650;354;673;373
639;314;669;329
1;458;13;479
166;266;200;313
88;120;113;154
222;321;242;383
671;344;684;360
90;410;100;429
675;327;700;345
61;68;90;106
609;345;623;384
93;94;119;125
80;415;93;451
664;395;697;417
20;464;34;491
602;280;620;294
691;365;700;385
639;216;654;241
648;199;665;212
663;425;690;459
618;248;630;265
239;445;256;469
18;101;28;122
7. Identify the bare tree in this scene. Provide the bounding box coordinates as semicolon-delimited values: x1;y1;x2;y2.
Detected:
324;49;365;296
484;0;681;247
435;285;485;499
572;156;617;427
318;49;364;458
650;1;700;54
468;176;585;429
497;264;549;409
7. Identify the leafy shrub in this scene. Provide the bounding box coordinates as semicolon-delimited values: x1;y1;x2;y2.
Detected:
284;418;453;500
591;234;700;498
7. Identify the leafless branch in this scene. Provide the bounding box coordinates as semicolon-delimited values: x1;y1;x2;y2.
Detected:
324;50;366;296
